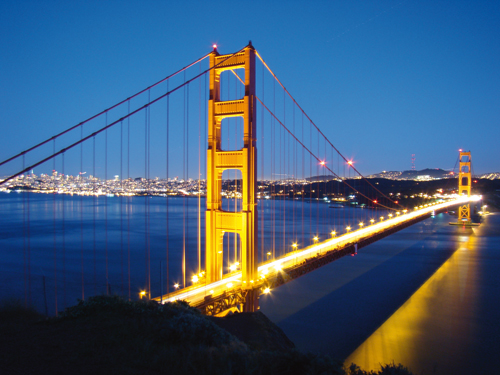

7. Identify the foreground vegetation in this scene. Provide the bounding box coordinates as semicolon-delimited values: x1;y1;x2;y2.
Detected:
0;296;415;375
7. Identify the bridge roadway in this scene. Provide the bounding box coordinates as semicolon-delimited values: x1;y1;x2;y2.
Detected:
155;195;480;315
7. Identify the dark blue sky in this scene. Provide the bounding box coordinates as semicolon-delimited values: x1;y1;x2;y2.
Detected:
1;0;499;178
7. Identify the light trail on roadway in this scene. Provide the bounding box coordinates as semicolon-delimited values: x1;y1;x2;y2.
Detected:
157;195;480;305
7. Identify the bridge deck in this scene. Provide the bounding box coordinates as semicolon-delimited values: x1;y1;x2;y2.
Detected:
154;197;478;315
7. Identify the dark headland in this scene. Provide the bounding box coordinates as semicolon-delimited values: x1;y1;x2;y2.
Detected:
0;295;415;375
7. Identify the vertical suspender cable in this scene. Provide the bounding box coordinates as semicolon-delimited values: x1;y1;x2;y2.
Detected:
144;102;148;295
292;105;296;243
105;113;109;295
147;90;151;299
316;128;319;236
182;71;186;288
309;120;312;241
93;137;96;296
301;113;304;249
22;155;27;307
203;72;207;287
62;153;66;308
226;75;230;265
186;82;190;286
166;79;170;296
144;102;148;296
120;119;124;296
272;78;275;259
127;101;131;300
260;65;264;263
282;90;285;257
234;74;238;264
80;125;84;300
53;139;58;316
198;63;201;274
27;169;31;307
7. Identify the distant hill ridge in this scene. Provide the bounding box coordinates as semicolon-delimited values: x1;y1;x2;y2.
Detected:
370;168;452;180
306;169;500;181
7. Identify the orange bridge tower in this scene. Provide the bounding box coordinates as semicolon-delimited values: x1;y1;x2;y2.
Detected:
205;43;258;311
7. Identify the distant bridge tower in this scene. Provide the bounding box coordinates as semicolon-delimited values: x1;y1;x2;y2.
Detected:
457;150;472;224
205;43;258;311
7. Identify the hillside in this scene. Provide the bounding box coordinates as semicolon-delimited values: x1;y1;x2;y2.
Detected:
0;296;415;375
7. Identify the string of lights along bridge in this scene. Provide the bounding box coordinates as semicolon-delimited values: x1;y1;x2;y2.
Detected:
0;42;478;316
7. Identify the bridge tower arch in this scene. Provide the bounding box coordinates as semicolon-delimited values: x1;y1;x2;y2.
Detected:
457;150;472;224
205;43;258;311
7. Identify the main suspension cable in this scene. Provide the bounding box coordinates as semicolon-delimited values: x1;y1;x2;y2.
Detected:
0;53;212;168
255;50;402;208
1;47;247;187
256;96;397;211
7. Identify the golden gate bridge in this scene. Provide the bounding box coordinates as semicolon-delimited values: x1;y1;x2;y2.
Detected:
0;42;479;316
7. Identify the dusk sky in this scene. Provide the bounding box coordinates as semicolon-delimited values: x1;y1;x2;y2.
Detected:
1;0;499;177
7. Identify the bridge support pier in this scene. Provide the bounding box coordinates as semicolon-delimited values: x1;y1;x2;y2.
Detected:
243;289;259;313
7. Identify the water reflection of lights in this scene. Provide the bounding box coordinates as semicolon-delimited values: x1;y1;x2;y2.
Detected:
346;231;479;374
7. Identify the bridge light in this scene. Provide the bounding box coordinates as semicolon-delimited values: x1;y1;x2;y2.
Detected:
388;214;393;218
403;210;408;213
226;283;233;288
370;219;375;224
313;236;319;243
209;290;214;294
396;212;400;216
263;287;270;294
380;217;384;221
346;226;351;232
174;283;179;289
359;222;364;228
331;231;336;237
373;200;378;204
292;243;298;249
139;290;146;299
192;275;199;283
347;160;353;166
229;262;240;272
213;44;217;49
